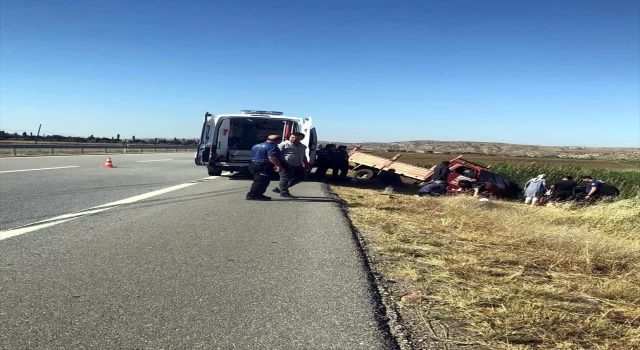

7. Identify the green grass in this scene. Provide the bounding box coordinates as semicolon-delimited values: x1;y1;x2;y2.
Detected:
623;159;640;167
491;163;640;200
414;162;640;199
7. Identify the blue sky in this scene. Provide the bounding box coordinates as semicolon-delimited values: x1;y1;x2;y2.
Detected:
1;0;639;147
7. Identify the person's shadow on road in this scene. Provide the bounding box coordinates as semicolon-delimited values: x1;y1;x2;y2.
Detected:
274;196;335;203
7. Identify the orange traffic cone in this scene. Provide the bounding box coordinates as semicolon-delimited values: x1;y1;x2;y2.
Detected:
101;158;115;168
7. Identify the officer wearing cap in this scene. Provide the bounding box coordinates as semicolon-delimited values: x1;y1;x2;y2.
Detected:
246;135;283;201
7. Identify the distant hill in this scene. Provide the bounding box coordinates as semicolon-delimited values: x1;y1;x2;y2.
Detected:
319;140;640;160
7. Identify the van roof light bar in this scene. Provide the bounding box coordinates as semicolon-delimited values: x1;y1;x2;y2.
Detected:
240;110;284;115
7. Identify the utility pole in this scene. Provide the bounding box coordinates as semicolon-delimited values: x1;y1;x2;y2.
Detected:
35;124;42;144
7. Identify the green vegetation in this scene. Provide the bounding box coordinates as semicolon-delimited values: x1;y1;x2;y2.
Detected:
414;162;640;199
491;163;640;200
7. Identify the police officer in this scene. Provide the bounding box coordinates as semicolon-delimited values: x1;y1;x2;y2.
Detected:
332;145;350;181
314;144;335;178
580;175;605;202
246;135;283;201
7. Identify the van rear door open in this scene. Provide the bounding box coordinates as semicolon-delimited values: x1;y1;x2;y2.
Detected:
299;117;317;166
195;112;214;165
214;118;231;163
197;111;317;175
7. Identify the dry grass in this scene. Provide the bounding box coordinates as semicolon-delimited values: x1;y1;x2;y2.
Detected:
333;185;640;349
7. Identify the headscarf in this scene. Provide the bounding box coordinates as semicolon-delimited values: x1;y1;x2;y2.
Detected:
530;174;546;183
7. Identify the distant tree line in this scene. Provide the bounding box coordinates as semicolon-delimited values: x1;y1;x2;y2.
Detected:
0;130;198;145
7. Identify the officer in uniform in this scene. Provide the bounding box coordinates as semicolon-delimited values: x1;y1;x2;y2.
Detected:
332;145;350;181
314;144;335;179
579;175;605;203
246;135;283;201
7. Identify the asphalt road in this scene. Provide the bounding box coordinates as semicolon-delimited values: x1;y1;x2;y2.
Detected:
0;153;206;230
0;153;396;349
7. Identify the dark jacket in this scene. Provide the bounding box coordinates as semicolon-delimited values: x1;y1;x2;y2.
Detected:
330;149;349;166
433;164;451;182
553;180;578;194
315;148;332;166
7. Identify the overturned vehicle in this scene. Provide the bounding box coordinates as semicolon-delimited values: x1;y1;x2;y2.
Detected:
347;146;519;199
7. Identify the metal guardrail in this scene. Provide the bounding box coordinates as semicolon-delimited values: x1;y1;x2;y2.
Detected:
0;143;197;156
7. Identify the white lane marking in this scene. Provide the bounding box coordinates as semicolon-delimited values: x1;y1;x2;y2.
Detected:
26;208;113;225
91;182;197;209
136;159;173;163
0;166;80;174
0;176;220;241
0;219;76;241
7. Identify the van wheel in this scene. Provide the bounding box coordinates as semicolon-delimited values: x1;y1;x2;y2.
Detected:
208;167;223;176
354;169;376;180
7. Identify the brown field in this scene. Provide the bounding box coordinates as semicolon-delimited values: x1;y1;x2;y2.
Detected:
369;152;640;171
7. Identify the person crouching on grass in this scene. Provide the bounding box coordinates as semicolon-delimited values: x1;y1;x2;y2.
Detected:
578;175;605;202
523;174;547;205
272;132;309;198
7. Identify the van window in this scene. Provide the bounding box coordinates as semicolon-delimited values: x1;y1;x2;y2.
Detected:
227;118;287;150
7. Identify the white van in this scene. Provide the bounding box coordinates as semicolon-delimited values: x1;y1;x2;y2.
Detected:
195;110;317;176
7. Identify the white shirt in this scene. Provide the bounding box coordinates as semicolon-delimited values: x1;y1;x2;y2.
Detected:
278;140;307;166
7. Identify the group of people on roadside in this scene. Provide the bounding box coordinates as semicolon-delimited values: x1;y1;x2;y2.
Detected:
522;174;616;205
245;132;311;201
314;144;350;181
246;140;620;205
415;159;619;205
245;137;353;200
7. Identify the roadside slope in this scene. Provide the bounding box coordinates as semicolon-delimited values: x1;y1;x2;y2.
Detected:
333;184;640;349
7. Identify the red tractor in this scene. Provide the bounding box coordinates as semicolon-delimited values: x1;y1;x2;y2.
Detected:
423;156;519;198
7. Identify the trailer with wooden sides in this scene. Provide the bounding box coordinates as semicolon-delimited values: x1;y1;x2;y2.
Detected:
347;144;438;181
347;144;481;182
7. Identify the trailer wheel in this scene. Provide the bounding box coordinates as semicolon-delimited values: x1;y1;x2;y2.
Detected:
353;169;376;180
